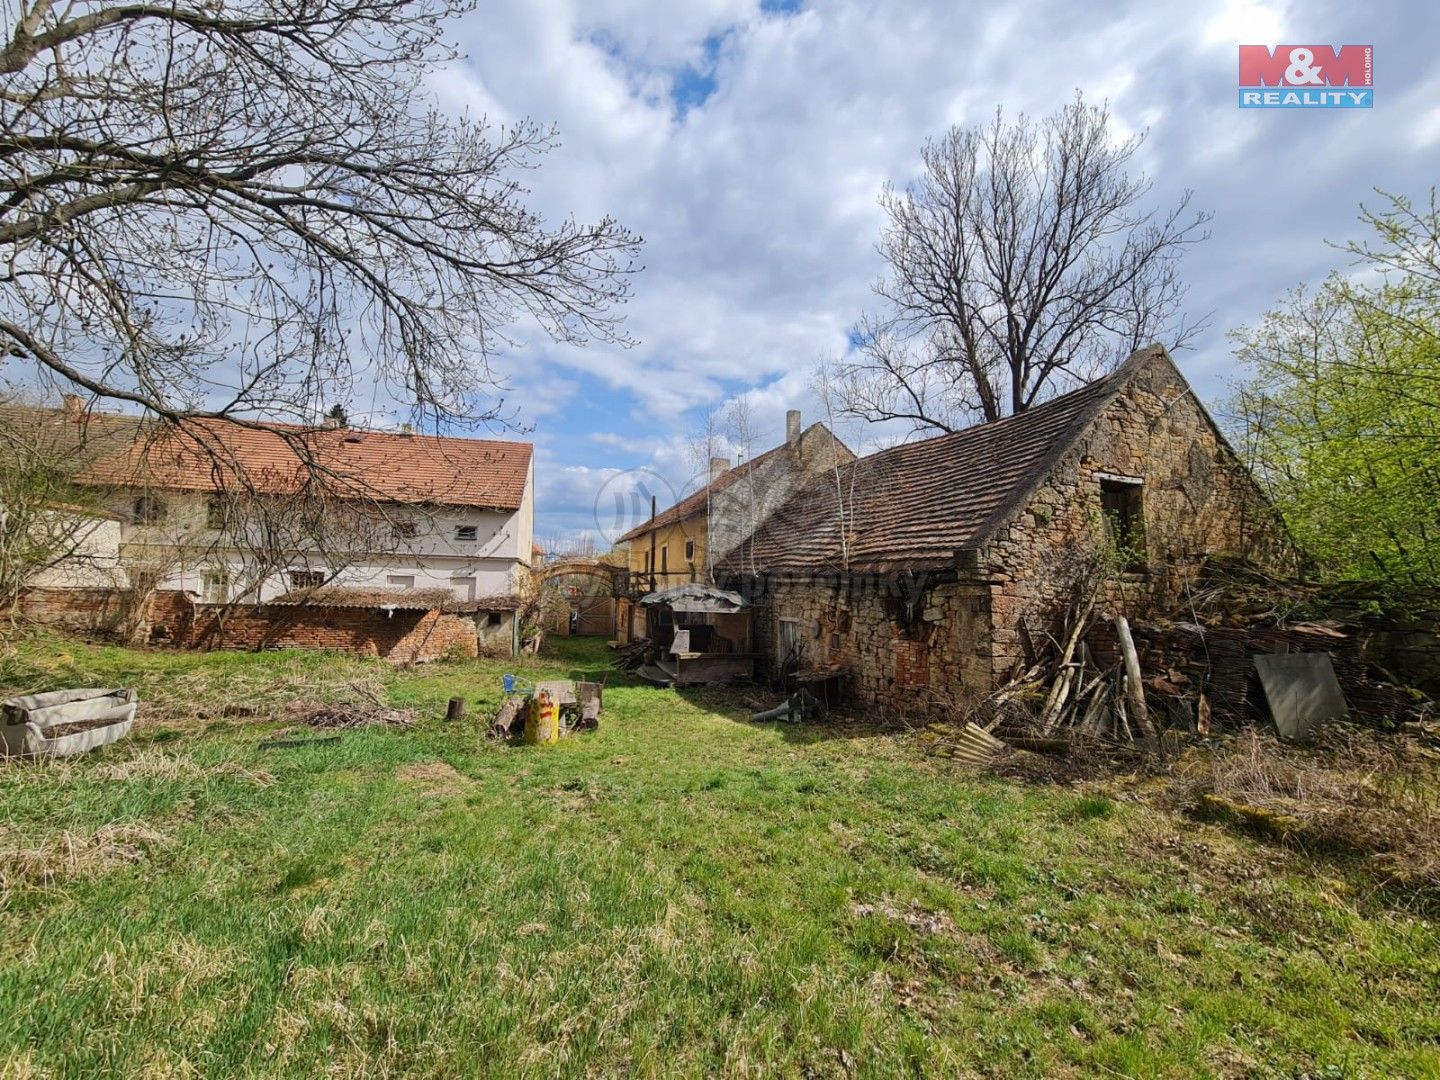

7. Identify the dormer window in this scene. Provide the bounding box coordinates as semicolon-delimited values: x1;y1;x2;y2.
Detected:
454;524;478;542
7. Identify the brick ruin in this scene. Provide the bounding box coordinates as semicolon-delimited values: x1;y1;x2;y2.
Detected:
18;586;482;664
731;348;1303;712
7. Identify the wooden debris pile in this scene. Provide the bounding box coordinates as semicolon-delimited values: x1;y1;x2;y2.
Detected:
979;596;1160;744
612;638;653;673
292;701;414;729
926;571;1430;766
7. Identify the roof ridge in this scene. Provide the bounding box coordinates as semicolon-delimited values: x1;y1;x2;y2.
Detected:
716;345;1174;577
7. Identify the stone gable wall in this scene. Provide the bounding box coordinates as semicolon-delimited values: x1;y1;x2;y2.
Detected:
745;355;1300;711
972;353;1298;681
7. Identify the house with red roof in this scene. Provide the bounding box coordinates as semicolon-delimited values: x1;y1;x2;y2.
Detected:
14;402;534;659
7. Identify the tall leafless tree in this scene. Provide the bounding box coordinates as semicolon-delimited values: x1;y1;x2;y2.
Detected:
839;95;1209;432
0;0;641;435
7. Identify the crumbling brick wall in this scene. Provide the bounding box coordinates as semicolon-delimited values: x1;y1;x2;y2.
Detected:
185;604;477;663
16;587;128;633
20;584;476;664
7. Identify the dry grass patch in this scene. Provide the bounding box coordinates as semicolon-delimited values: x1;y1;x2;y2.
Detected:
0;749;274;791
396;760;474;796
1171;725;1440;906
0;822;170;888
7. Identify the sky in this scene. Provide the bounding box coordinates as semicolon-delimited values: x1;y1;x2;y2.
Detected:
421;0;1440;548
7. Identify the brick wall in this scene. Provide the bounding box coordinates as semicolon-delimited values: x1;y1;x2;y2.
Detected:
20;585;477;664
185;604;477;663
17;587;129;633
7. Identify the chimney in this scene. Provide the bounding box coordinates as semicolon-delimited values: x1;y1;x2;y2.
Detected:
322;415;341;429
786;409;801;447
709;456;731;482
400;423;414;436
62;393;84;421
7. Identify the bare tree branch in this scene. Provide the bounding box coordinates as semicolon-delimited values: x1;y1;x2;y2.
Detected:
0;0;642;435
840;94;1209;431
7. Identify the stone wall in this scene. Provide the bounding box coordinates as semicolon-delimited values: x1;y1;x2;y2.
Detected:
744;353;1301;712
966;351;1297;684
748;576;995;710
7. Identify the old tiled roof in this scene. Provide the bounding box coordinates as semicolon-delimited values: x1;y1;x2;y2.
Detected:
0;403;144;474
450;593;523;613
617;424;828;543
79;418;532;511
270;586;454;610
722;348;1162;576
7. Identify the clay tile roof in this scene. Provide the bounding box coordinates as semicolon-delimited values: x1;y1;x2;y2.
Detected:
724;349;1164;576
79;418;532;511
0;403;144;474
617;425;831;543
270;586;453;610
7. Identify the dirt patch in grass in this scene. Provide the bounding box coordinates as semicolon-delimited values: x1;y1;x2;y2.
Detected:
0;822;170;888
397;761;474;796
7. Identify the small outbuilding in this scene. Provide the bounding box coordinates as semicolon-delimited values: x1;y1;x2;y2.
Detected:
717;346;1300;711
635;584;754;687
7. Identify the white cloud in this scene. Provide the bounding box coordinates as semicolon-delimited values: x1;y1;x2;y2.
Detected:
426;0;1436;538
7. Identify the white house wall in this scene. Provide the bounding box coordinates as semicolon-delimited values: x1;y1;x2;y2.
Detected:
26;512;127;588
98;485;534;604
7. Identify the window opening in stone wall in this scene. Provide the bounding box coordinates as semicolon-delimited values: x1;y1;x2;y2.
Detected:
1100;479;1146;569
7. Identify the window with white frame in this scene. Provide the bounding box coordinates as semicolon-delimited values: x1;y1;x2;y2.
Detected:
201;568;230;604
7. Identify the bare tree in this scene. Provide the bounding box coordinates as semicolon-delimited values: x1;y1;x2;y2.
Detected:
0;408;114;609
722;392;760;577
685;404;726;581
839;94;1209;432
809;356;865;570
0;0;641;435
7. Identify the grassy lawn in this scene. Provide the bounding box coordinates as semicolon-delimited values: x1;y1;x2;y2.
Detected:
1;634;1437;1078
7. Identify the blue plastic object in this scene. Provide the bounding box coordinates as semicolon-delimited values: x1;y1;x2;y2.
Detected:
502;674;533;695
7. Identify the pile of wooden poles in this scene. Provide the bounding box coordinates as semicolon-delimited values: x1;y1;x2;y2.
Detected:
987;601;1159;743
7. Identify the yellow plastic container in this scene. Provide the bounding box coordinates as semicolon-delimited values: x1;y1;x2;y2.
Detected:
524;690;560;745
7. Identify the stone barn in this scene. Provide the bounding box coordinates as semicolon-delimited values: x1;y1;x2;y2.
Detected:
717;346;1299;709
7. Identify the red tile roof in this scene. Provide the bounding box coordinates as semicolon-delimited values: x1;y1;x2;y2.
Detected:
79;419;532;511
721;348;1168;576
270;586;454;610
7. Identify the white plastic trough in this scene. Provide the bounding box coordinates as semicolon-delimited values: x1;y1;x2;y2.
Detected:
1;688;137;758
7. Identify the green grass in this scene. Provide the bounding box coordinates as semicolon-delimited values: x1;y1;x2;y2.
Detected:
1;633;1438;1077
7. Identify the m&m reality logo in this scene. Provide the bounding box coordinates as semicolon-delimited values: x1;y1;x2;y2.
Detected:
1238;45;1373;109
